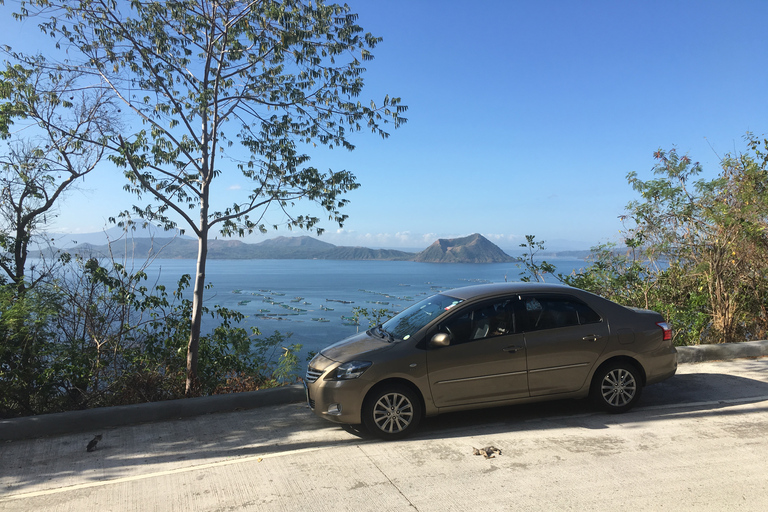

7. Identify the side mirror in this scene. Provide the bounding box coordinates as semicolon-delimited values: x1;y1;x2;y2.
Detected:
430;332;451;348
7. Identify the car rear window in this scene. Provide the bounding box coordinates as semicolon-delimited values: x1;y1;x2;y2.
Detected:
522;296;602;331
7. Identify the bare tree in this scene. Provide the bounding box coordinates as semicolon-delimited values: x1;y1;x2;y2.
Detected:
0;56;118;291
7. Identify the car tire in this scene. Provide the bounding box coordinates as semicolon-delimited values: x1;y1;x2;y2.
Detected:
362;384;423;440
590;361;643;413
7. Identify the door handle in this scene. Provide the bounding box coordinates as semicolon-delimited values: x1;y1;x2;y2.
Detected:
582;335;603;342
503;345;523;353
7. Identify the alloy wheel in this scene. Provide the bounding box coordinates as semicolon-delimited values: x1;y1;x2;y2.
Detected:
600;367;637;407
371;391;414;434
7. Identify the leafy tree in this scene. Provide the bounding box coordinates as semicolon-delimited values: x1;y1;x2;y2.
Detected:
0;57;117;292
11;0;407;394
560;241;709;346
0;282;61;415
1;245;308;417
517;234;557;282
0;57;116;415
624;145;767;343
561;240;650;305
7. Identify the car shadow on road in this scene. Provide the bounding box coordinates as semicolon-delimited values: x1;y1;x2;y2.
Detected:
408;371;768;441
305;370;768;443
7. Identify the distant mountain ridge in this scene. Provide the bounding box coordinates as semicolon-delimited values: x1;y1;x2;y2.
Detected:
49;233;519;264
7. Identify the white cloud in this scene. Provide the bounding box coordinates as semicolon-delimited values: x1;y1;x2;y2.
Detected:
483;233;524;247
420;233;437;244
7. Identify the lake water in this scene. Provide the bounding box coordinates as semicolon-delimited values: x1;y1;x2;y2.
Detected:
144;258;588;357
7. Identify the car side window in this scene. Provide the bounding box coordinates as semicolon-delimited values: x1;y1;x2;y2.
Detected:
521;295;601;331
440;298;518;344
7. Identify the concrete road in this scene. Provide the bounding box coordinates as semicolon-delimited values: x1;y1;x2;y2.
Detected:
1;358;767;511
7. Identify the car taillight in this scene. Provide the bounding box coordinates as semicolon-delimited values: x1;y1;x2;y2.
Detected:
657;322;672;342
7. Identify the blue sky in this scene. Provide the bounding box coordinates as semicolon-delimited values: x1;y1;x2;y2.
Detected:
3;1;768;252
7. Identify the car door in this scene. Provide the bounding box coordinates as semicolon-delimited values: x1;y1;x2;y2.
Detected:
426;297;529;407
520;294;609;396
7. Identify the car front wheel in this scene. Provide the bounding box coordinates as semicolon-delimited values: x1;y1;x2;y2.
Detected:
362;384;423;440
591;362;643;413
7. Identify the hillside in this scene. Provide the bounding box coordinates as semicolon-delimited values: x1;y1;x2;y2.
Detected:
321;246;412;261
48;233;518;264
411;234;517;263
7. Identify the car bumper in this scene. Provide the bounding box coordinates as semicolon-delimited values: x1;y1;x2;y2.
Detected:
305;377;366;425
643;345;678;385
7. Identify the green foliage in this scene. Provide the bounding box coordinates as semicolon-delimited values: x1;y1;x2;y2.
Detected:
0;283;61;416
625;141;768;343
517;235;557;282
560;245;709;346
76;256;304;399
561;242;650;305
351;306;395;330
0;254;303;417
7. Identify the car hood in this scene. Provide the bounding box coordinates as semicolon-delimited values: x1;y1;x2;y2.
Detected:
320;331;392;363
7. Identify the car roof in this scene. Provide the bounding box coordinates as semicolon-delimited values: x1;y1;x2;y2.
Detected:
442;281;577;301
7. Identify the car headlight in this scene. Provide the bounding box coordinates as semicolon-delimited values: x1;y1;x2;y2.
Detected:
325;361;372;380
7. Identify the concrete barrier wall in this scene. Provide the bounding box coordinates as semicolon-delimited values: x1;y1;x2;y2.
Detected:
0;384;305;442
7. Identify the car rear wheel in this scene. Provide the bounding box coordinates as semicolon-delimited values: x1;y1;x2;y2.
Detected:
591;362;643;413
362;384;422;440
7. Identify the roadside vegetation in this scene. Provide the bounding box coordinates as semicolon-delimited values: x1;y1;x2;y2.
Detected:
0;248;304;417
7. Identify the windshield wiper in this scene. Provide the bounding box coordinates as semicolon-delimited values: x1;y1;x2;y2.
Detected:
368;324;395;343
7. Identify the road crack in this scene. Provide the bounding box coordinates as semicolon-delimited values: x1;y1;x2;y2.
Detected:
357;445;419;511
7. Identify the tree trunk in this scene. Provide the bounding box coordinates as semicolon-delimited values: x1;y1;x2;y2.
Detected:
13;215;28;293
186;204;209;396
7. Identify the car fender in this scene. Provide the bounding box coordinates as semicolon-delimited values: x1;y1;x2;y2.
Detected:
360;372;437;416
587;350;648;387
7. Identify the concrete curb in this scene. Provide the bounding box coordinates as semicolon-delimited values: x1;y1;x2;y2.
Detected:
675;339;768;364
2;340;767;442
0;384;305;442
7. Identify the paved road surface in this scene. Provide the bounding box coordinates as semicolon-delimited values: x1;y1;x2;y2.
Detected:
1;358;767;511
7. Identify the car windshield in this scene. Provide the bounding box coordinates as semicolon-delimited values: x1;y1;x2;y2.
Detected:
381;294;463;341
